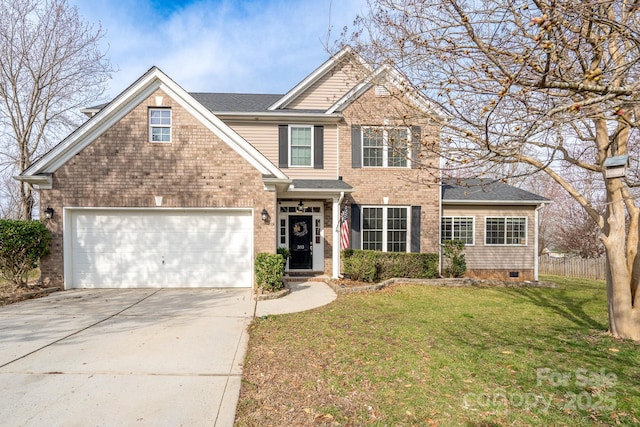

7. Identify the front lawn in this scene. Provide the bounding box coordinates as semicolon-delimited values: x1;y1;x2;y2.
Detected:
236;276;639;426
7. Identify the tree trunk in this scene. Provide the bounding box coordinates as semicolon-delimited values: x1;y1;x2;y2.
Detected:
18;181;33;220
603;179;640;341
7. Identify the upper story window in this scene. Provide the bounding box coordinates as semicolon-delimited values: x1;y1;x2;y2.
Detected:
485;217;527;245
362;127;410;168
289;125;313;167
441;216;474;245
279;125;323;169
149;108;171;143
362;206;408;252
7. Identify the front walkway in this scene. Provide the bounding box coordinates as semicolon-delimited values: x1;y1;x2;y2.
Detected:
254;281;337;317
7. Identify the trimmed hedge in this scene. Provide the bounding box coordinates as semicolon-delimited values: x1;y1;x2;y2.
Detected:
255;253;285;293
0;219;51;287
341;249;439;282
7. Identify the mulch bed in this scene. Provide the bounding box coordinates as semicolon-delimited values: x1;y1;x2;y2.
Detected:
0;283;59;306
327;277;558;294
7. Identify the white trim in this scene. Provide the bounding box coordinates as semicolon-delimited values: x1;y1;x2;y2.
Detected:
277;201;324;272
360;205;410;252
13;174;52;189
534;205;544;281
484;216;528;246
443;200;551;206
326;64;443;118
441;216;475;246
288;124;314;168
361;126;412;169
212;112;343;122
148;108;172;143
332;196;340;278
268;46;371;111
20;67;288;181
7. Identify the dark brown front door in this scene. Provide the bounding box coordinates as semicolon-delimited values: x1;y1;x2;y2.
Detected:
289;216;312;269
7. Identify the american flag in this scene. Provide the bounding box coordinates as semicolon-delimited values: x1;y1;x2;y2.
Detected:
340;205;350;250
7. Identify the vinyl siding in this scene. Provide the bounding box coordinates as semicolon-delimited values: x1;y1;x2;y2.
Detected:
287;60;363;111
225;121;339;179
442;204;537;271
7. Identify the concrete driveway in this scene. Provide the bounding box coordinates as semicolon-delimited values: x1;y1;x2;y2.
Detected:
0;288;254;426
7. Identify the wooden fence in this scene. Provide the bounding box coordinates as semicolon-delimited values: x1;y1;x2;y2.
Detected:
539;256;606;280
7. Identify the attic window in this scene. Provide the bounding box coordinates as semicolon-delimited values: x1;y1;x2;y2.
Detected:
149;108;171;143
375;85;390;96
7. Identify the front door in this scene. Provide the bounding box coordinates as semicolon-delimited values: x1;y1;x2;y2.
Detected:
289;216;313;269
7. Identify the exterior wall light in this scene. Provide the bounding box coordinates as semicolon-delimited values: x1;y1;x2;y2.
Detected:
261;208;269;223
296;200;304;212
44;207;54;219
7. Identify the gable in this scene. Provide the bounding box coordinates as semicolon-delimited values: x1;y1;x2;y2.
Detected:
268;46;372;112
285;59;364;111
55;89;269;198
19;67;288;187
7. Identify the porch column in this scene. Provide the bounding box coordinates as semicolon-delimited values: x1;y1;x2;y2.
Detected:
332;196;340;278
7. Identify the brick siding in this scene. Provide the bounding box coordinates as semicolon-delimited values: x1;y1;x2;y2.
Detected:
39;89;275;288
338;87;441;254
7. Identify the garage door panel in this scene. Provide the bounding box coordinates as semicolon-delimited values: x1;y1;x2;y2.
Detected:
68;210;253;288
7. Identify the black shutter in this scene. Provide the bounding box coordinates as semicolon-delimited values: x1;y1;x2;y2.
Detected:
411;126;421;169
314;126;324;169
278;125;288;168
351;125;362;168
351;203;361;250
411;205;421;252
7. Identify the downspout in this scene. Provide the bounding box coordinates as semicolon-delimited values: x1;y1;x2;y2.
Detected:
438;179;443;277
534;204;543;281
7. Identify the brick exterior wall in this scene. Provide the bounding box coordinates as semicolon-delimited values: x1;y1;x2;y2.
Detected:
39;89;276;288
338;87;441;254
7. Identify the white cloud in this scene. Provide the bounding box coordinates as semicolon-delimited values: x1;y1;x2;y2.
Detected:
70;0;367;98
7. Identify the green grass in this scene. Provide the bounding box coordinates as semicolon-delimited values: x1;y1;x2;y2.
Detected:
236;276;640;426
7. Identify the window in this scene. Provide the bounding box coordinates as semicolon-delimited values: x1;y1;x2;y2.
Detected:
441;217;474;245
485;217;527;245
289;126;313;166
149;108;171;142
362;206;408;252
362;127;410;168
363;128;383;167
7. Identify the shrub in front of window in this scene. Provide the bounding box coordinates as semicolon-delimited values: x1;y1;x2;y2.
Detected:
442;240;467;278
255;253;285;293
341;249;379;282
342;250;439;282
376;252;439;280
0;219;51;288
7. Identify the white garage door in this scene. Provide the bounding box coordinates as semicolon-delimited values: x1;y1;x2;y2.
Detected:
66;209;253;288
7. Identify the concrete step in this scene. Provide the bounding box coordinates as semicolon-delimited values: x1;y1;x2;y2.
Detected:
283;274;329;283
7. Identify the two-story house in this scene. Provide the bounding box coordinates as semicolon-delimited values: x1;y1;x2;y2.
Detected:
17;47;547;289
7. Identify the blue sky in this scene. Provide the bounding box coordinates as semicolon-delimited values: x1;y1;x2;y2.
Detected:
69;0;368;99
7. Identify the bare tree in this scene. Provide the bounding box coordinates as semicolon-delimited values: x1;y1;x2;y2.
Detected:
0;0;112;219
347;0;640;339
522;172;605;257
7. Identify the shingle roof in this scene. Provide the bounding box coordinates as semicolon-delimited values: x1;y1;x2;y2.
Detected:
190;93;282;112
442;178;549;203
290;179;353;191
86;93;330;115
